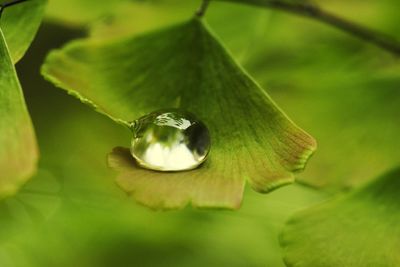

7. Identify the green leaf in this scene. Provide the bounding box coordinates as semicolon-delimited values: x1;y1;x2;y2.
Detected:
280;167;400;267
278;78;400;190
212;0;309;6
213;0;300;3
1;0;46;63
45;0;123;27
45;0;195;32
0;29;38;198
41;18;316;210
87;1;197;40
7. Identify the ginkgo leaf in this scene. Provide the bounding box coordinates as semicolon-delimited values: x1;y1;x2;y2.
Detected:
0;29;38;198
1;0;46;63
41;18;316;210
280;167;400;267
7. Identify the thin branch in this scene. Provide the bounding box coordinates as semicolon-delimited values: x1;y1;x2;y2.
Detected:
196;0;211;18
218;0;400;56
0;0;29;18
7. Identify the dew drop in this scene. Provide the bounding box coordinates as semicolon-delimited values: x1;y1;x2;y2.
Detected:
129;109;211;171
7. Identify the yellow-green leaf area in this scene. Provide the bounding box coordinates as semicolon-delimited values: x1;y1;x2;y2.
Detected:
1;0;46;63
281;167;400;267
41;18;316;210
0;29;38;198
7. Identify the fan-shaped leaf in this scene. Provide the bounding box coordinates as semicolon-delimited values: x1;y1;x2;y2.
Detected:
42;18;316;209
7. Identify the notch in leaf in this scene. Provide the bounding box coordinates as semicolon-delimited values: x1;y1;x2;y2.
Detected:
41;18;317;210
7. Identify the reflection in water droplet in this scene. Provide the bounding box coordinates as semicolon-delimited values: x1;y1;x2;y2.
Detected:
130;109;211;171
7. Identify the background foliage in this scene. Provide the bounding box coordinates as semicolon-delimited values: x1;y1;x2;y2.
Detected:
0;0;399;266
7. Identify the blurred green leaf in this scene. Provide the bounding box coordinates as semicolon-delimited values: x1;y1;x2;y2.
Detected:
281;167;400;267
274;74;400;190
0;29;38;198
1;0;46;63
45;0;122;27
45;0;195;31
41;18;316;210
213;0;307;4
213;0;400;56
88;1;196;40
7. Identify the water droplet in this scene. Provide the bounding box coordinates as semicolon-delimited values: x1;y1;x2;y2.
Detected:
130;109;211;171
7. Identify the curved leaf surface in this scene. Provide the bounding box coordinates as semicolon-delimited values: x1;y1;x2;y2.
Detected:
42;19;316;209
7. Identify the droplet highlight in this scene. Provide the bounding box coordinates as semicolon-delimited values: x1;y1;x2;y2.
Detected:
130;109;211;171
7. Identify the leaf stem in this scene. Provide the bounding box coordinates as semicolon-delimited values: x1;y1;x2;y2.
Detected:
196;0;211;18
218;0;400;56
0;0;29;19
